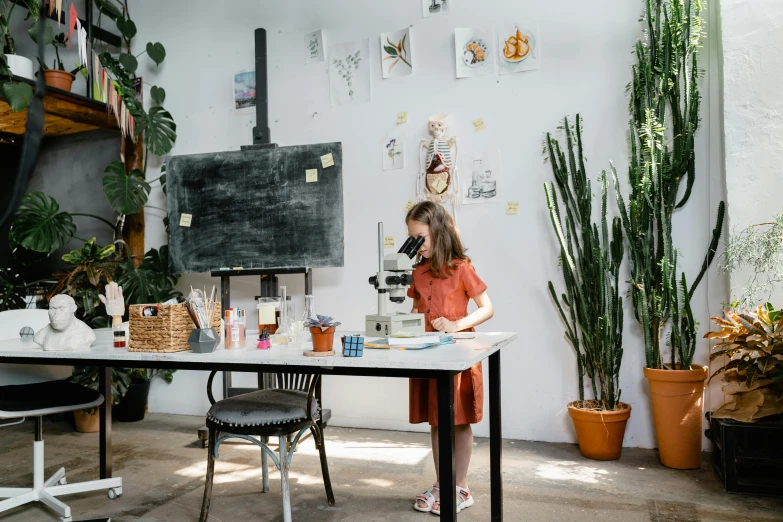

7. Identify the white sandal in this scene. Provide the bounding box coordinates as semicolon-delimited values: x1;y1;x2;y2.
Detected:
432;486;474;515
413;484;439;513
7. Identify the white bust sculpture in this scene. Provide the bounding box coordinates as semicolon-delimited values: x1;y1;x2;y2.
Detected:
33;294;96;351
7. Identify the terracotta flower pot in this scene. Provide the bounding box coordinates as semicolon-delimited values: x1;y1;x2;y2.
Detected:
74;409;100;433
644;364;708;469
310;326;336;352
43;70;75;92
567;401;632;460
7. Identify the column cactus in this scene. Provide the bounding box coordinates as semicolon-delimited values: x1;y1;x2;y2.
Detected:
545;115;624;410
613;0;724;370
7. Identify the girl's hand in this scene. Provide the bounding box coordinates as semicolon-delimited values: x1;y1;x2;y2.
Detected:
431;317;459;333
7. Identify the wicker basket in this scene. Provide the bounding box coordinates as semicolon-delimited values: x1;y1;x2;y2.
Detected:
129;302;221;353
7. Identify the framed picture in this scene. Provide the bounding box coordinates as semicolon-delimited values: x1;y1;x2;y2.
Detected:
233;70;256;110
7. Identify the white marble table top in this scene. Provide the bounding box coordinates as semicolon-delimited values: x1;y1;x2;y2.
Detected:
0;330;517;373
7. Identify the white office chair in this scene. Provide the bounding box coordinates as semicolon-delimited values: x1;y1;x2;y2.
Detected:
0;309;122;522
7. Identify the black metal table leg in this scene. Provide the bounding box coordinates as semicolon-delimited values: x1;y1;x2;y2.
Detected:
489;351;503;521
99;366;112;479
437;371;456;521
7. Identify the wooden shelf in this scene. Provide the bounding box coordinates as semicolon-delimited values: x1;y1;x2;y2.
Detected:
0;76;119;138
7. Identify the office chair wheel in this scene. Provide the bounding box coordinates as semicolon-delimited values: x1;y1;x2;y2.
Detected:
58;477;67;485
108;487;122;499
57;517;72;522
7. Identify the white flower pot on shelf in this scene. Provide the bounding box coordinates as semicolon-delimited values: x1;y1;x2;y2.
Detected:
5;54;34;80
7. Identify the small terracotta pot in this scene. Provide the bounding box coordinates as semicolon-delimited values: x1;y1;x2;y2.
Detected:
74;409;100;433
567;401;631;460
644;364;708;469
310;326;336;352
43;70;75;91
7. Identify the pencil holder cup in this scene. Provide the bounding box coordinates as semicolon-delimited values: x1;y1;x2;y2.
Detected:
341;335;364;357
188;328;219;353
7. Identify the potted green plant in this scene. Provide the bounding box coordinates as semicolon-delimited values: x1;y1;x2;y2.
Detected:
71;366;131;433
613;0;725;469
113;368;175;422
0;0;41;80
307;315;341;352
705;305;783;422
27;25;85;91
545;115;630;461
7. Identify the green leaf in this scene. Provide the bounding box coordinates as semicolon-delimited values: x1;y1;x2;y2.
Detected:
160;163;167;195
1;82;33;112
150;85;165;106
0;268;27;312
118;53;138;75
10;192;76;254
145;42;166;66
8;234;50;265
28;22;54;45
141;246;178;289
0;56;11;78
94;0;123;21
116;17;137;40
101;160;151;215
383;45;398;56
116;260;155;304
137;106;176;156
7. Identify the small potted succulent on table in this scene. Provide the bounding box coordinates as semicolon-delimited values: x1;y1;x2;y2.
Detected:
306;315;341;356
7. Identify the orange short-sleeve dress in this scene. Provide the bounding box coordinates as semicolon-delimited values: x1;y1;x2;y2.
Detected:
407;259;488;426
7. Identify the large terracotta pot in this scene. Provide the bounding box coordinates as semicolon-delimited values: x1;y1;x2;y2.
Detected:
43;70;75;91
74;409;100;433
567;401;631;460
310;326;336;352
644;364;708;469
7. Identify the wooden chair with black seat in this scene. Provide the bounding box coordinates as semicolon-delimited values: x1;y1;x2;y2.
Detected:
200;370;335;522
0;310;122;522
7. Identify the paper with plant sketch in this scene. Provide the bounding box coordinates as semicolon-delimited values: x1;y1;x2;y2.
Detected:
329;39;372;107
305;30;324;64
455;28;495;79
498;23;540;74
382;136;405;170
381;27;413;79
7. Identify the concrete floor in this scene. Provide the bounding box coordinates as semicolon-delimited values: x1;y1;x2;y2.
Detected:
0;414;781;522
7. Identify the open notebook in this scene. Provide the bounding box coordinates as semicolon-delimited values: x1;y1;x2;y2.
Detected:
365;333;453;350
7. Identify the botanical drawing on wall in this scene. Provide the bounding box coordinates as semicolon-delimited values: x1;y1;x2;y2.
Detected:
329;39;372;106
382;136;405;170
422;0;450;18
305;29;324;64
463;149;501;204
499;23;540;74
381;27;413;79
455;28;495;78
233;70;255;110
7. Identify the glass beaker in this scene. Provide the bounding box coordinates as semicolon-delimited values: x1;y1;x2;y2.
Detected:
301;295;317;341
257;297;281;334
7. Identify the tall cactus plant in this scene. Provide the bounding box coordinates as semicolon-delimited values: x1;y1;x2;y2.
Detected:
614;0;724;370
545;115;624;410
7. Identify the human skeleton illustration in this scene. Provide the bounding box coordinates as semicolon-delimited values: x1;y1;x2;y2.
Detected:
418;114;459;222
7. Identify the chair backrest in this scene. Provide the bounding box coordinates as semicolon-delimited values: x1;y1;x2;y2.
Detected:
271;373;313;393
0;309;73;385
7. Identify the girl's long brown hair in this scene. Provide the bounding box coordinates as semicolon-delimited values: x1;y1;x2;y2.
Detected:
405;201;469;278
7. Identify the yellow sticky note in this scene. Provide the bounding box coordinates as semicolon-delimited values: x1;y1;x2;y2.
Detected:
384;236;395;249
431;177;448;193
396;111;408;124
306;169;318;182
179;213;192;227
506;201;519;215
472;118;487;132
321;153;335;168
404;200;415;213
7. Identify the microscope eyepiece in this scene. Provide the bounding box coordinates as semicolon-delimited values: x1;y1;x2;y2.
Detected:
397;237;415;255
407;236;425;259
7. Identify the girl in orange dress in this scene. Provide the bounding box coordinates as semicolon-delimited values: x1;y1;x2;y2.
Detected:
406;202;494;515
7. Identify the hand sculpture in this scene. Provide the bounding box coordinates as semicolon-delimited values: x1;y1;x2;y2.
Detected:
99;281;125;320
33;294;96;351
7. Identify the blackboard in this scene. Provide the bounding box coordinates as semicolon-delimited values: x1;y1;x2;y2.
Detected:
166;143;344;274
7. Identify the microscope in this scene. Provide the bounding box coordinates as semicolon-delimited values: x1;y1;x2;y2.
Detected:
366;222;426;336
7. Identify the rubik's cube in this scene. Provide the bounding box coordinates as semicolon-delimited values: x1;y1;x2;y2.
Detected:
341;335;364;357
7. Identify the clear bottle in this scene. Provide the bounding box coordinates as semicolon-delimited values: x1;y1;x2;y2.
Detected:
302;295;317;341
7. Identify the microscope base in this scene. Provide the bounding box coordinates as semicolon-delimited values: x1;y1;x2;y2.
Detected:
365;313;425;337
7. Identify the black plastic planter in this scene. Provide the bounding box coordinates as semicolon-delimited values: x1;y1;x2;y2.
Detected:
114;380;151;422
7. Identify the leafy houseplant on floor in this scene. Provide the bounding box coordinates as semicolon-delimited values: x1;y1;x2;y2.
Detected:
614;0;725;469
545;115;630;461
71;366;131;433
114;368;175;422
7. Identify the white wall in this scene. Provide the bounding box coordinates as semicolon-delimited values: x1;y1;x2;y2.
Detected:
721;0;783;302
130;0;726;448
